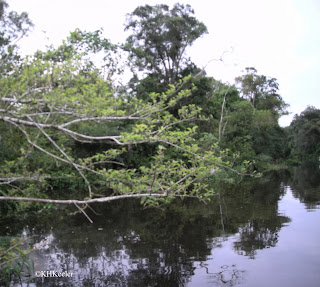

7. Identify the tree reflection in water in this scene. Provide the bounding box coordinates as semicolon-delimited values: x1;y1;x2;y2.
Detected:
1;172;307;286
289;162;320;209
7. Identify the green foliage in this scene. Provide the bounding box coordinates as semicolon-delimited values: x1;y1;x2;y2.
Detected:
0;236;33;286
1;36;235;210
210;68;290;170
124;3;207;85
0;2;291;217
235;67;288;116
287;106;320;162
0;0;33;75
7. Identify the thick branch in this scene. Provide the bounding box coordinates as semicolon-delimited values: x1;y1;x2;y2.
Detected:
218;87;230;142
26;115;93;198
7;121;106;177
0;194;168;205
1;116;123;143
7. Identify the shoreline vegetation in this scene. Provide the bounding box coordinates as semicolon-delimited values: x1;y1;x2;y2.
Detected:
1;0;319;216
0;2;319;284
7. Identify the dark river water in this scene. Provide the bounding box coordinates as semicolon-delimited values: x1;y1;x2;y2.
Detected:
2;164;320;286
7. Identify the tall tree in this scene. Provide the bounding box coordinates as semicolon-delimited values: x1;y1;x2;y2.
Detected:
124;3;208;86
235;67;288;117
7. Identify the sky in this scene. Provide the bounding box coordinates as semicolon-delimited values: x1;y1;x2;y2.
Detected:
9;0;320;126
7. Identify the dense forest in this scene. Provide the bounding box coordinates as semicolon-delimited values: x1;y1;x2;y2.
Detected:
1;1;320;215
1;1;320;284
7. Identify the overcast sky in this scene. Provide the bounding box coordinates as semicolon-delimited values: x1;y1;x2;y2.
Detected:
9;0;320;126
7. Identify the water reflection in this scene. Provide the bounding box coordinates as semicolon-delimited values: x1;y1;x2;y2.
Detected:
1;170;320;286
289;162;320;210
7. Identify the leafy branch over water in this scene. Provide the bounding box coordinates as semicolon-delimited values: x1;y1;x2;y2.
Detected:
0;50;254;218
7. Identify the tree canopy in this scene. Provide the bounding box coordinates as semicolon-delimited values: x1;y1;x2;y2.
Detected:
287;106;320;162
235;67;288;115
124;3;208;86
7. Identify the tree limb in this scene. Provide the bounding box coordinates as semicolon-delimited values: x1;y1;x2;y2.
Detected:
0;194;168;204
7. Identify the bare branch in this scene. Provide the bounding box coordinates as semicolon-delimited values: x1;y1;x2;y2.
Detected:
1;115;123;144
0;176;44;185
60;116;142;127
26;115;93;198
74;202;93;223
0;194;168;204
6;120;105;177
218;86;230;142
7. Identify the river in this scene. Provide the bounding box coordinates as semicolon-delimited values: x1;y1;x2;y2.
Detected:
2;164;320;286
